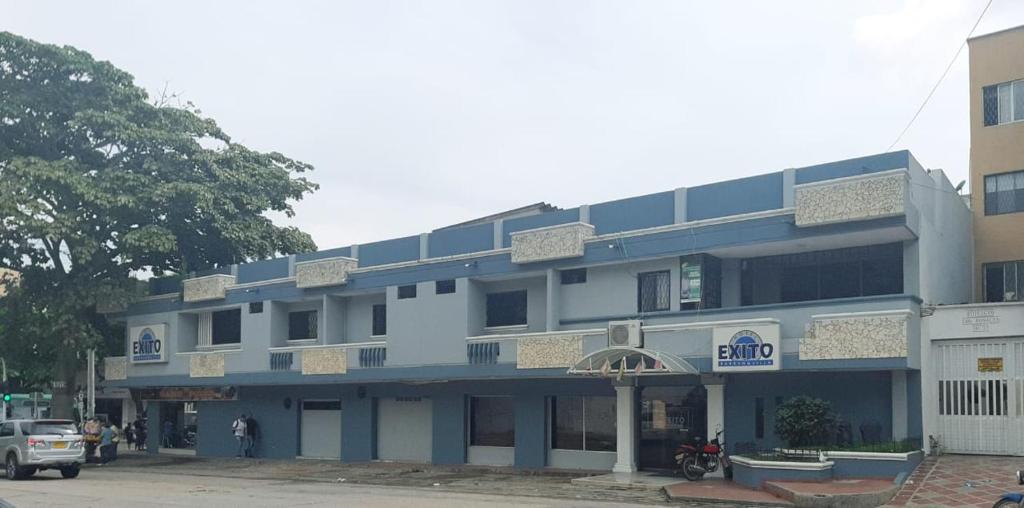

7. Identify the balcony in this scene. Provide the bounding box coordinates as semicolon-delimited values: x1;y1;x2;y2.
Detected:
266;341;387;375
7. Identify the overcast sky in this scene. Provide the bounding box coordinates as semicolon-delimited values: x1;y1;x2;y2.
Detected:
6;1;1024;251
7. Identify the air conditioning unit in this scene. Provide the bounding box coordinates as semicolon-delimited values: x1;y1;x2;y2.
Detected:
608;320;643;348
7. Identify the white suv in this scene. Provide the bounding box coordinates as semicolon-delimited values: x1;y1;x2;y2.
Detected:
1;419;85;480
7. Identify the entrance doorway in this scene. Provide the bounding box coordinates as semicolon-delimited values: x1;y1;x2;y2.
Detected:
639;385;707;470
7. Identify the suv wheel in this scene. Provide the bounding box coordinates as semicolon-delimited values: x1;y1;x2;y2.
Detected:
5;454;23;480
60;464;80;479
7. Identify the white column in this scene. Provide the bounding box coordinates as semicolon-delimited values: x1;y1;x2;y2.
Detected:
892;370;908;441
706;383;725;442
545;269;559;332
613;385;637;473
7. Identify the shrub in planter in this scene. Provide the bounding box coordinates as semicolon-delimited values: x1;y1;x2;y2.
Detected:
775;396;837;448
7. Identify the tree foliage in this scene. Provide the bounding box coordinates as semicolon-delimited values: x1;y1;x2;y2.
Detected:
0;32;318;411
774;396;838;448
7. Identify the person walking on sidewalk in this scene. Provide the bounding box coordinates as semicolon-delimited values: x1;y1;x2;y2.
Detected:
244;414;259;458
232;414;247;458
162;420;174;448
99;422;115;464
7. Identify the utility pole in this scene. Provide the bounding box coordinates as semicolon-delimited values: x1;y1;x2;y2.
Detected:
87;349;96;419
1;357;7;421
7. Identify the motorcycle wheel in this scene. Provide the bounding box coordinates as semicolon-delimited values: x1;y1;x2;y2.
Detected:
991;501;1021;508
681;455;704;481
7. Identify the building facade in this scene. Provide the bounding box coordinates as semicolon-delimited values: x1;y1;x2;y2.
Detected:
917;25;1024;458
969;25;1024;303
106;151;970;471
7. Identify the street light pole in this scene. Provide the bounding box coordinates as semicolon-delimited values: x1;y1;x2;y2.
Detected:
1;357;6;421
87;349;95;419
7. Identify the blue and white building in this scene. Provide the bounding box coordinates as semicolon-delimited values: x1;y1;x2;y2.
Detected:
105;150;971;472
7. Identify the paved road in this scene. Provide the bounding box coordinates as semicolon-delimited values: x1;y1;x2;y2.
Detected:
0;469;666;508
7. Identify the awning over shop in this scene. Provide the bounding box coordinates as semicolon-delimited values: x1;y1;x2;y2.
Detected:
567;347;699;377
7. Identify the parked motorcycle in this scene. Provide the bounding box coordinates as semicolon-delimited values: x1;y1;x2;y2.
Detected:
992;470;1024;508
675;427;731;481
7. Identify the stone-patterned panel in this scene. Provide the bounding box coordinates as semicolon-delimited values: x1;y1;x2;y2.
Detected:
517;335;583;369
183;274;236;302
104;357;127;381
795;172;906;227
799;313;909;360
295;257;358;288
189;353;226;378
301;348;348;375
511;223;595;264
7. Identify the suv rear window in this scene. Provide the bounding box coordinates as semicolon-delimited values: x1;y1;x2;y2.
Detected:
21;421;78;436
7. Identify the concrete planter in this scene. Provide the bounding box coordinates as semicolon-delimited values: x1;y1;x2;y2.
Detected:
731;456;834;489
824;450;923;479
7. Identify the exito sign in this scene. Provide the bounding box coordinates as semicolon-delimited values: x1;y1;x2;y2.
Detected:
130;324;167;364
712;323;781;372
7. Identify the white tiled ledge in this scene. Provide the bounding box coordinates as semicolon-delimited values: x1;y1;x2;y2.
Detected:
642;318;780;333
466;329;605;343
268;340;386;353
792;168;907;189
176;348;243;355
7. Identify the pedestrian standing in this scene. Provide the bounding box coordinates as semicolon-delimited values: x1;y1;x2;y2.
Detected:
232;414;247;458
244;414;259;458
125;422;135;451
110;422;120;461
162;420;174;448
135;420;147;451
99;422;114;464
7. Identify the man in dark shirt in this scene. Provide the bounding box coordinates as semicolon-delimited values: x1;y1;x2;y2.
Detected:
244;414;259;458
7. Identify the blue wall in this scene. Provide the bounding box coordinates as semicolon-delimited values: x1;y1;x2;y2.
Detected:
432;394;467;465
359;235;421;267
589;191;675;235
686;172;783;221
429;223;494;258
237;257;290;284
725;371;893;451
795;151;909;185
502;208;580;247
296;246;352;263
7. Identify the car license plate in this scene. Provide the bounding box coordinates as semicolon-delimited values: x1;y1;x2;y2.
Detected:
51;441;67;449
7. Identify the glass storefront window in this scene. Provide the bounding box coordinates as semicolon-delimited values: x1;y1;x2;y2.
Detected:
551;396;616;452
469;396;514;447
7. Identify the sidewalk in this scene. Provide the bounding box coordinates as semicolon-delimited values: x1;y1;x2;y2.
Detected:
89;452;702;506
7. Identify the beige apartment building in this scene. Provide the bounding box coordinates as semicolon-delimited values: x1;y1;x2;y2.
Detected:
968;25;1024;302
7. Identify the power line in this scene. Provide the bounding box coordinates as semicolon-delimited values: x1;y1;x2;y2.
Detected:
885;0;995;152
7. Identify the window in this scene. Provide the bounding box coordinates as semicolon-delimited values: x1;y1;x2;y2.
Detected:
0;422;13;437
486;290;527;327
436;279;456;294
741;243;903;305
984;170;1024;215
249;301;264;314
560;268;587;285
22;421;77;436
984;260;1024;302
754;397;765;439
398;284;417;299
680;254;722;310
638;270;671;313
288;310;318;341
983;80;1024;126
469;396;514;447
371;304;387;336
211;308;241;345
302;400;341;411
551;396;616;452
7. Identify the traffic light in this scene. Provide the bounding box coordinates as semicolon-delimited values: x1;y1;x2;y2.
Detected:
1;393;9;403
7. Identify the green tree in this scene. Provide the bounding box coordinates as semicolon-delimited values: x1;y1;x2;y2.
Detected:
774;396;838;448
0;32;318;417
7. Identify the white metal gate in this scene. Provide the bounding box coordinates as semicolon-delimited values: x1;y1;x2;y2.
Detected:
935;339;1024;455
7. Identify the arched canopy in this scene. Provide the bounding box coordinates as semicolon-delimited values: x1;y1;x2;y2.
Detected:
567;347;699;377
